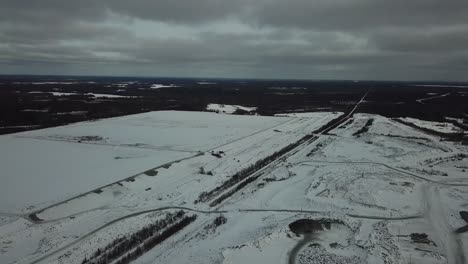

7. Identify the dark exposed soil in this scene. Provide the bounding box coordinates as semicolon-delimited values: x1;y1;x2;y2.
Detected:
456;211;468;234
460;211;468;223
288;218;341;235
289;219;327;235
410;233;433;244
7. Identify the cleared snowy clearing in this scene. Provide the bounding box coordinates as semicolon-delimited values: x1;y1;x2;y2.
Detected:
17;111;291;152
0;136;191;212
0;111;297;213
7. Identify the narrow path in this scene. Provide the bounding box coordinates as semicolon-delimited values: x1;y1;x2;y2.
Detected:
288;234;315;264
416;92;451;104
422;185;465;264
239;209;421;220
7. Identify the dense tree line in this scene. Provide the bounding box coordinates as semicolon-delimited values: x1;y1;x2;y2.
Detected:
352;118;374;137
82;211;196;264
114;215;197;264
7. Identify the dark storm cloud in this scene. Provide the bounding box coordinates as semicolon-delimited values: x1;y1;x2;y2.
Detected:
372;27;468;52
252;0;468;30
1;0;468;80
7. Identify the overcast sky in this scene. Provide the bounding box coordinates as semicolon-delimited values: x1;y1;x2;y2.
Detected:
1;0;468;81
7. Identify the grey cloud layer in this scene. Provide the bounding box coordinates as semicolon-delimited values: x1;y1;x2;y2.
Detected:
1;0;468;80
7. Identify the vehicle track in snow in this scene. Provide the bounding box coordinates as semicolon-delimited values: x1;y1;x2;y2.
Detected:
421;184;466;264
416;92;451;104
296;160;468;186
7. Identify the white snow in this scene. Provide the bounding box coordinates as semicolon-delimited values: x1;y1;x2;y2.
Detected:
36;92;138;98
150;84;179;89
0;111;290;212
0;135;190;212
206;103;257;114
275;112;339;118
50;92;77;96
416;92;451;103
85;93;139;98
1;111;467;264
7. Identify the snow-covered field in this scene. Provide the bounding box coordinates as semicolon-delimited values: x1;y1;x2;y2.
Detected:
18;111;291;152
1;111;467;264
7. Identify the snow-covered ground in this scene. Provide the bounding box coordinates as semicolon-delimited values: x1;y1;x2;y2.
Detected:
18;111;290;152
29;91;138;98
0;111;294;213
150;84;179;89
275;112;339;118
1;112;467;264
206;103;257;114
50;92;77;96
85;93;139;98
0;135;191;212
